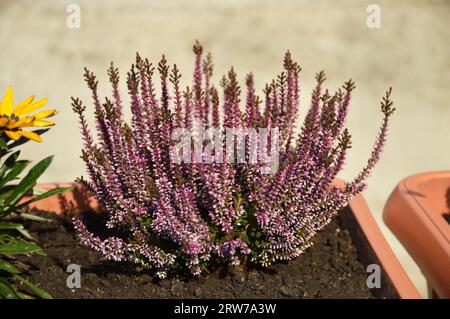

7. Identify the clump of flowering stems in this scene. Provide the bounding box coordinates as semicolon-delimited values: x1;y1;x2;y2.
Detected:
72;41;395;278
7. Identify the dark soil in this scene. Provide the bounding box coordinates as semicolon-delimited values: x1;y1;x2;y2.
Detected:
16;210;373;299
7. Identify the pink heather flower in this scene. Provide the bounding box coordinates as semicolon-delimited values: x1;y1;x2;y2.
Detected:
72;42;395;276
257;212;269;226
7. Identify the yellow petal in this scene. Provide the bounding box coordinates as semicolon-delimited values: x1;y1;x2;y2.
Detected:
22;116;35;124
1;85;14;116
29;119;55;127
5;130;22;141
13;95;35;115
5;117;32;129
0;117;8;127
15;98;48;116
20;131;42;142
5;119;18;129
33;109;58;120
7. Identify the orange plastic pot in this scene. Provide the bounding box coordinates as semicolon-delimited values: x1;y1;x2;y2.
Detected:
23;182;420;299
383;171;450;298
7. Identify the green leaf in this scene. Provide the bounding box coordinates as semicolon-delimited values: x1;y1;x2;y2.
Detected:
0;277;19;299
19;213;52;222
0;233;15;243
0;222;33;240
0;259;21;274
14;275;52;299
0;222;22;230
0;185;18;199
0;239;44;255
0;150;20;179
16;291;34;299
5;156;53;207
0;160;31;189
0;137;8;151
15;186;74;211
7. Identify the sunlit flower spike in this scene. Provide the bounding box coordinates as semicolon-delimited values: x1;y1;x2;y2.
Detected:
0;85;58;142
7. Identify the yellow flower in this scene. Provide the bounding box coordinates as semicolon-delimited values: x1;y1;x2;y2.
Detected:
0;85;58;142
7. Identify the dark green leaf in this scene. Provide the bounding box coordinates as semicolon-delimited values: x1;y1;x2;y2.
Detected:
0;185;17;199
0;222;33;240
0;259;21;274
0;137;8;151
19;213;52;222
16;291;33;299
15;186;74;211
0;160;31;189
0;222;26;230
5;156;53;207
14;275;52;299
0;277;19;299
0;240;44;255
0;233;15;242
0;151;20;179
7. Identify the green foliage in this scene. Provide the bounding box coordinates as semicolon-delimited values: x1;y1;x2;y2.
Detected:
0;135;70;299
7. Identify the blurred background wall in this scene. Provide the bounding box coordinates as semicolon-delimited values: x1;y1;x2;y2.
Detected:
1;0;449;297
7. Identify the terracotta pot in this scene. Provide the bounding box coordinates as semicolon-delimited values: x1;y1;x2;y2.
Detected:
383;171;450;298
23;182;420;299
23;183;100;214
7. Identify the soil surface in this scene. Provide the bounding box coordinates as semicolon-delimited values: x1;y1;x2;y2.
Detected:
16;210;373;299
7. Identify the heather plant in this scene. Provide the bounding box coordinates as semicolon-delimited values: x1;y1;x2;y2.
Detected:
72;42;395;278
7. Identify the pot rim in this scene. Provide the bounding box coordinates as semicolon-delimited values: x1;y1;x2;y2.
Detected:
383;171;450;298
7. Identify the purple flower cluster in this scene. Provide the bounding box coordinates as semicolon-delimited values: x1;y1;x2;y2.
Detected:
72;42;395;277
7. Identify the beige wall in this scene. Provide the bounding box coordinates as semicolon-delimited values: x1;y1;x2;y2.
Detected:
1;0;449;297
